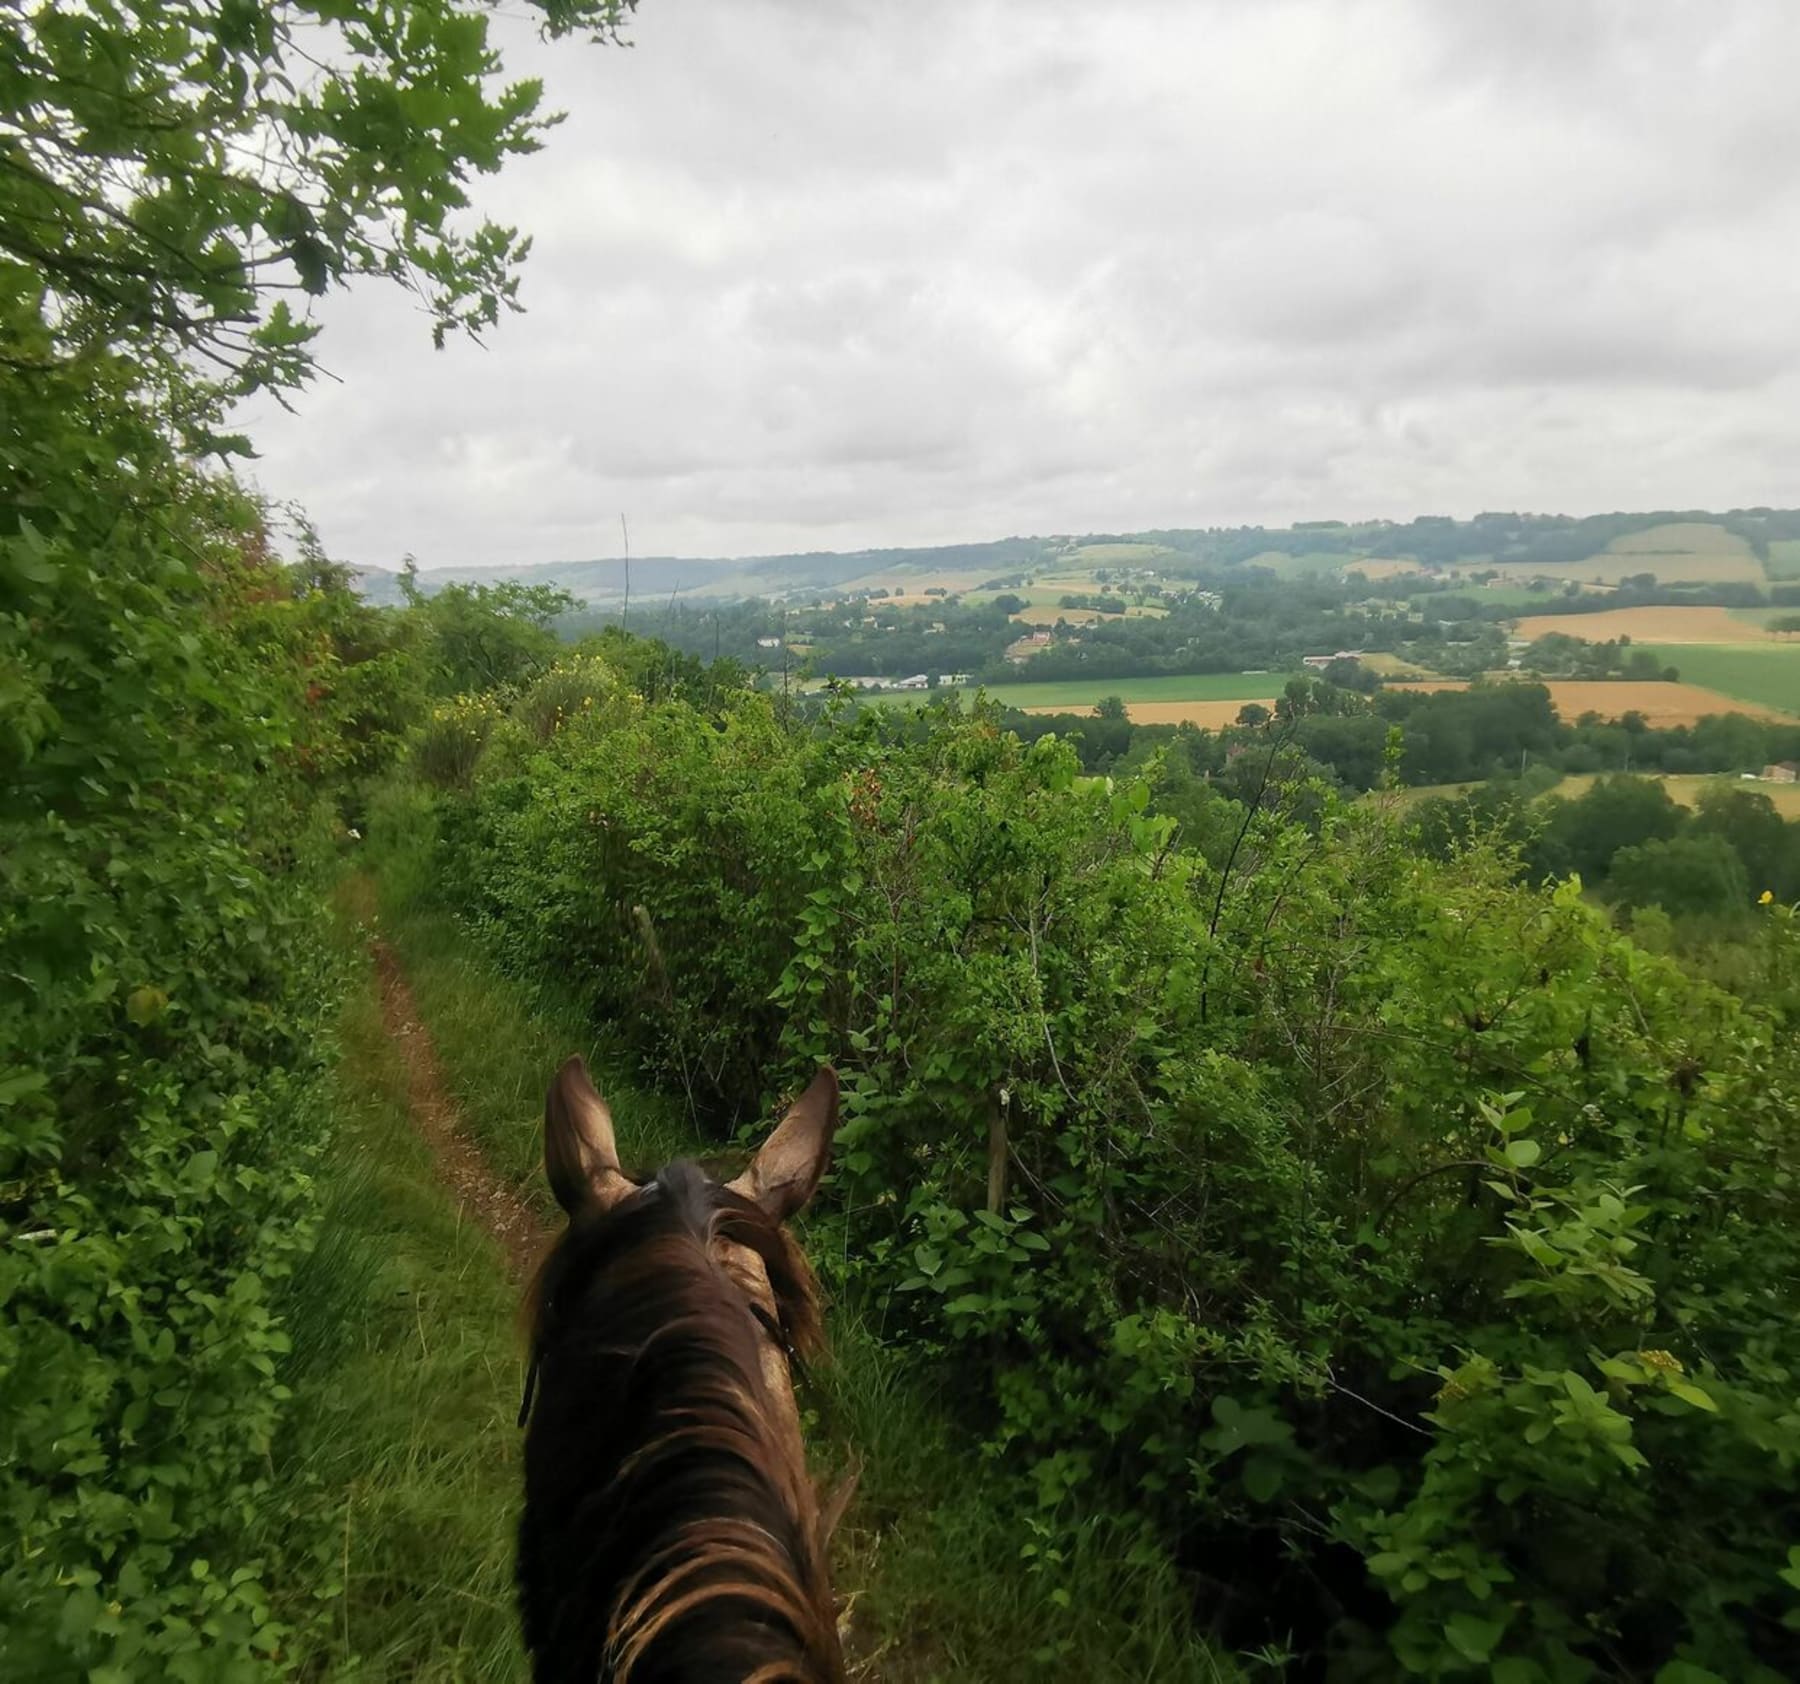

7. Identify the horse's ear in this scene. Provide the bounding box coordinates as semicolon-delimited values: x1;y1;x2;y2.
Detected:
545;1055;633;1215
729;1067;839;1222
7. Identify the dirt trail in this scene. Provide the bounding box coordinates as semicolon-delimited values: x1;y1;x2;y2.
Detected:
369;939;550;1281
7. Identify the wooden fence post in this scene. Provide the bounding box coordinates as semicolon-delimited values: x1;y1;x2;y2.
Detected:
986;1086;1010;1214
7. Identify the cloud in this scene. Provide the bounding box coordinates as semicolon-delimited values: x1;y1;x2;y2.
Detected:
239;0;1800;567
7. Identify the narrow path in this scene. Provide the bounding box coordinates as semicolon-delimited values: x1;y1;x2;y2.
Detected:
370;937;550;1281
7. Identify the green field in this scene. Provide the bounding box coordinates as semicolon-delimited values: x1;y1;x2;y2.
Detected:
1061;542;1179;566
1244;548;1353;579
1767;539;1800;580
1430;582;1590;608
1660;644;1800;715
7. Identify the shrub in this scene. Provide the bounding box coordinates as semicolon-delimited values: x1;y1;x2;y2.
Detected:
512;650;634;743
415;694;504;790
0;348;350;1673
400;685;1800;1678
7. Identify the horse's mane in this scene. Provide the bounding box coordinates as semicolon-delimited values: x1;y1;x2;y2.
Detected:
518;1159;842;1683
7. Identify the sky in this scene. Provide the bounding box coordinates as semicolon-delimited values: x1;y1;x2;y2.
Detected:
241;0;1800;569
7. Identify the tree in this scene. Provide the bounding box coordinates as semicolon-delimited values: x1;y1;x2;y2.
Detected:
1237;702;1272;727
1531;775;1685;885
1609;834;1750;919
422;580;577;695
3;0;636;398
1692;786;1800;901
1;5;630;1668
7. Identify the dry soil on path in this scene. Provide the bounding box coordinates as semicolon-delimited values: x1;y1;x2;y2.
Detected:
369;938;550;1282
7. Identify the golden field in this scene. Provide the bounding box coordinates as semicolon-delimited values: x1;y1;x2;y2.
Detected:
1385;678;1791;727
1022;698;1275;729
1512;605;1781;645
1385;773;1800;820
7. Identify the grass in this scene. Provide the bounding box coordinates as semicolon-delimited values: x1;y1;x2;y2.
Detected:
1767;539;1800;580
369;904;697;1190
1658;644;1800;716
299;838;1237;1681
813;1315;1233;1682
1357;652;1435;678
1441;526;1767;588
266;909;531;1681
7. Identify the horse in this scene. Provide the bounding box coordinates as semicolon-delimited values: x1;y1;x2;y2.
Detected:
517;1054;847;1683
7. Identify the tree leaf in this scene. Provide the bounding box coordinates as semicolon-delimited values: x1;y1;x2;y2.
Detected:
1443;1610;1507;1663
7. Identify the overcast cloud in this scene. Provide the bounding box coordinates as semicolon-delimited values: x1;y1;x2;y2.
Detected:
241;0;1800;568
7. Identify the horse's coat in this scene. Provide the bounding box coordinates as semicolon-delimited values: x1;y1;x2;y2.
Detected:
518;1058;845;1683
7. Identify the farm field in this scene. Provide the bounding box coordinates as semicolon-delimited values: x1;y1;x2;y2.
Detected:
1768;539;1800;580
1024;698;1276;729
1009;602;1169;625
1011;604;1107;625
1729;606;1800;630
833;568;998;602
1511;605;1785;645
1385;678;1791;727
1386;773;1800;819
1655;645;1800;717
1602;521;1765;583
975;672;1300;709
1549;772;1800;816
1343;558;1422;580
1358;651;1436;677
1462;523;1765;586
1437;581;1602;608
1060;542;1180;566
1244;549;1352;579
860;672;1298;713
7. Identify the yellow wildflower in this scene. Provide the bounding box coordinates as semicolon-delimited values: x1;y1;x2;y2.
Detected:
1760;889;1775;905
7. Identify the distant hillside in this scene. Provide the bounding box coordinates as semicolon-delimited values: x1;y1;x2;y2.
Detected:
357;507;1800;607
353;537;1053;608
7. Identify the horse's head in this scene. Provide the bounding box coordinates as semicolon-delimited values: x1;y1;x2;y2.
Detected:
520;1057;845;1682
541;1054;838;1434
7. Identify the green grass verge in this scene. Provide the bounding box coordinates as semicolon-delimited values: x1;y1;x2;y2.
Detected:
358;879;1236;1681
372;904;698;1191
266;928;530;1681
1659;644;1800;715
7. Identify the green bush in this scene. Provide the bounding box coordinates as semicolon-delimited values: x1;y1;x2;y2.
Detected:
414;694;504;791
0;345;359;1672
404;684;1800;1680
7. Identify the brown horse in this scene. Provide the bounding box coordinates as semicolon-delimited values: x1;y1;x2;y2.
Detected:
517;1055;847;1683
